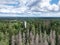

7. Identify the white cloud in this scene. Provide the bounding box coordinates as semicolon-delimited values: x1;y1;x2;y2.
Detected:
0;0;60;17
0;0;19;9
26;0;37;6
19;0;27;6
0;0;60;14
0;0;31;13
0;0;17;5
51;4;59;11
30;0;60;12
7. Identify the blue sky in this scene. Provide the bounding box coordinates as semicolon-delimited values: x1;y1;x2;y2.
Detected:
50;0;59;4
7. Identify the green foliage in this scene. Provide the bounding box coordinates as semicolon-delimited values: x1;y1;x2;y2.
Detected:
0;20;60;45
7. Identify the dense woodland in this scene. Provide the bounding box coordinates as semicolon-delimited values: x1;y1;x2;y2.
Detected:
0;19;60;45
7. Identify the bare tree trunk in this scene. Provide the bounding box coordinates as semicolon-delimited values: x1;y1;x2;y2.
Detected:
35;33;39;45
24;21;27;28
23;32;25;45
50;30;56;45
11;35;15;45
39;30;43;45
15;34;18;45
18;31;22;45
43;31;48;45
58;35;60;45
30;31;34;45
26;29;29;45
24;21;27;45
52;31;56;45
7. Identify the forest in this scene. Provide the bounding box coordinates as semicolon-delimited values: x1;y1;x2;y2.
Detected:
0;19;60;45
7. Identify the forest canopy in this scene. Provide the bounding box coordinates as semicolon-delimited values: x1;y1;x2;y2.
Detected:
0;19;60;45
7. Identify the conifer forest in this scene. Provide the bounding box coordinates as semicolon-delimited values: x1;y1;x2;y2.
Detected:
0;19;60;45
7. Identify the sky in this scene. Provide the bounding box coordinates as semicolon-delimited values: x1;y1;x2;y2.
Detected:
50;0;59;4
31;0;60;12
0;0;60;17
